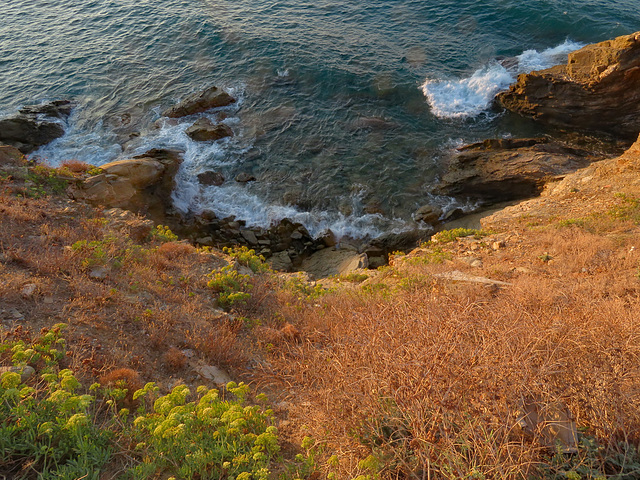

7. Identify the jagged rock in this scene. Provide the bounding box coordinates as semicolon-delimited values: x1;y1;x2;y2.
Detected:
19;100;74;119
69;149;183;223
240;229;259;246
162;86;236;118
0;100;74;153
197;171;225;186
414;205;443;224
185;118;233;142
497;31;640;140
434;138;593;203
235;172;256;183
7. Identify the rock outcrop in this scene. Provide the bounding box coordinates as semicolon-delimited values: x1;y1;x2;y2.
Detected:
185;118;233;142
162;86;235;118
434;138;594;203
0;100;73;153
497;31;640;140
69;149;182;222
481;133;640;230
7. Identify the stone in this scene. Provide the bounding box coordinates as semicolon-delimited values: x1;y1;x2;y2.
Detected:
197;170;225;186
89;266;108;280
19;100;74;119
196;365;233;385
240;229;259;246
492;240;506;250
69;149;183;223
267;251;293;272
414;204;443;224
162;86;236;118
435;270;511;286
21;283;37;298
497;31;640;140
102;208;155;243
434;138;592;203
0;100;73;154
301;247;368;279
235;172;256;183
0;365;35;383
0;116;65;154
185;118;233;142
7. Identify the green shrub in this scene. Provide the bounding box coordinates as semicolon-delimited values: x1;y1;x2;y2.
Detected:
224;246;270;273
207;265;253;309
151;225;179;242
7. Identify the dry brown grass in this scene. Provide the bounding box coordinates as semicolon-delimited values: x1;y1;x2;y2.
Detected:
60;159;94;174
249;222;640;479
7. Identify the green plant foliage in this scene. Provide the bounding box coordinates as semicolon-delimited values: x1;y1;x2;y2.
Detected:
224;246;270;273
430;228;487;244
23;165;68;198
151;225;179;242
125;382;279;479
0;326;112;479
0;328;284;480
285;274;330;301
207;265;253;309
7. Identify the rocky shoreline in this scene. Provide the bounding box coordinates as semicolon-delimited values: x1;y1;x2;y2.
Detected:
2;31;639;277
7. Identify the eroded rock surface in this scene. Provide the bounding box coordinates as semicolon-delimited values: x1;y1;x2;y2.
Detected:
69;149;183;223
434;138;594;203
497;31;640;140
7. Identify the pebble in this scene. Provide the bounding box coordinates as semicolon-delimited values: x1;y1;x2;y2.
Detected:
21;283;37;298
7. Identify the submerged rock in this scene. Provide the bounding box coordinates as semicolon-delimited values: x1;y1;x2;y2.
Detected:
434;137;593;203
162;86;236;118
497;31;640;140
185;118;233;142
197;171;225;186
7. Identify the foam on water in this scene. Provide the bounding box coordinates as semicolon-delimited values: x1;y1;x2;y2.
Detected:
421;39;584;119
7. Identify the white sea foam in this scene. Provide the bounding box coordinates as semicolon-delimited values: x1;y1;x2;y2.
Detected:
421;39;584;119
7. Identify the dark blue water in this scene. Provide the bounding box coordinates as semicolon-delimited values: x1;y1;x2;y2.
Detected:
1;0;638;238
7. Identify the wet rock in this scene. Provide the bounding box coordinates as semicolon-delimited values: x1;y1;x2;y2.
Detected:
19;100;74;119
497;31;640;140
235;172;256;183
185;118;233;142
0;100;74;154
414;204;443;224
197;171;225;186
435;138;592;203
162;86;236;118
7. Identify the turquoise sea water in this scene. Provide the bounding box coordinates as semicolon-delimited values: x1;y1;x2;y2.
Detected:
2;0;639;238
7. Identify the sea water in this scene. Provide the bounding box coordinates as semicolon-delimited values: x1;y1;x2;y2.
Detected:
2;0;638;239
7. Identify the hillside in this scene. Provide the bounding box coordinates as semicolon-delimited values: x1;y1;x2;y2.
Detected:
2;129;640;479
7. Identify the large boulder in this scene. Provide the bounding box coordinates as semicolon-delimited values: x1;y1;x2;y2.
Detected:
0;100;73;154
497;31;640;140
434;138;593;203
185;118;233;142
69;149;183;222
162;86;236;118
